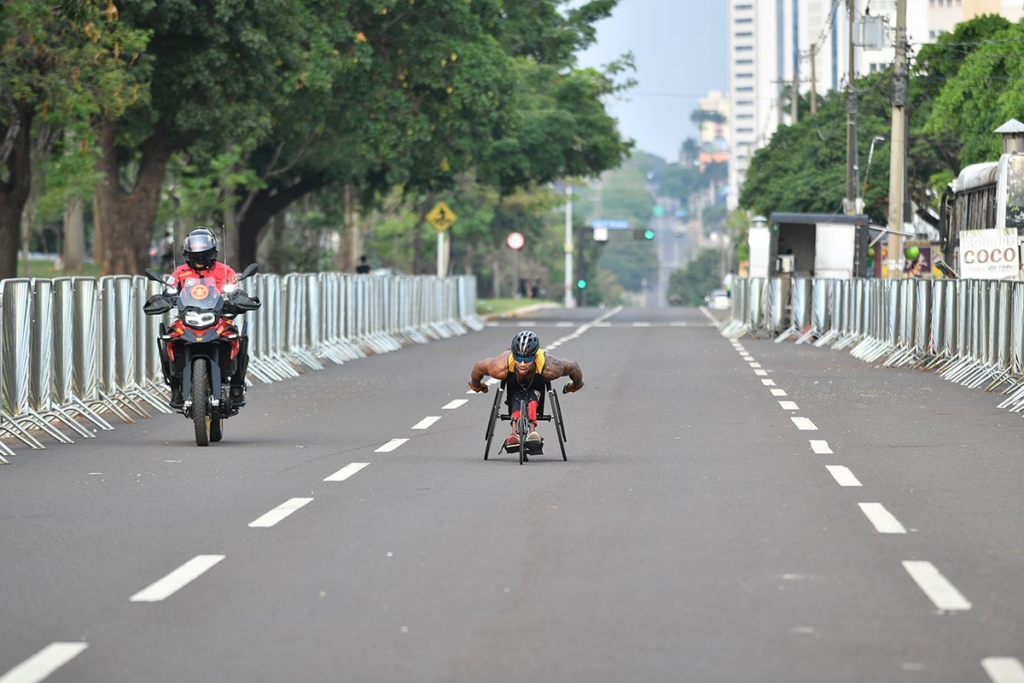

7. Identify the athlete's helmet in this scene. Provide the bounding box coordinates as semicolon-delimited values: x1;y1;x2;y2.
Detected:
182;227;218;271
510;330;540;360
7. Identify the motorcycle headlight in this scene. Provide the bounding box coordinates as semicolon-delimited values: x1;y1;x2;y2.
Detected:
183;310;217;328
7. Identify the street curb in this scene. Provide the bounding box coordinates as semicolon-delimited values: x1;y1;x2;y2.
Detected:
480;302;562;321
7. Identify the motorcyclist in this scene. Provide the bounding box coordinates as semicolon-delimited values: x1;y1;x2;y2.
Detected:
162;227;253;408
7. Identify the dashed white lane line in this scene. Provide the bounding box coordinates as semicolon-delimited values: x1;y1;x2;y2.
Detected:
556;322;574;327
484;377;500;386
130;555;225;602
902;561;972;611
442;399;468;410
632;322;650;327
826;465;862;487
248;498;313;528
792;416;817;430
761;379;776;386
0;643;88;683
412;416;441;430
779;401;799;410
770;388;788;397
754;369;768;376
375;439;408;453
858;503;907;534
325;462;369;482
982;657;1024;683
749;362;762;368
810;440;833;454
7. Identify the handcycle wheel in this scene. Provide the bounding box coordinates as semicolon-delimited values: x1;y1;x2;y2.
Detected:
483;385;504;461
517;398;529;465
549;389;567;461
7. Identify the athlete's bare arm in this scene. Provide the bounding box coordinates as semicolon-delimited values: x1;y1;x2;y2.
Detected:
540;354;584;392
468;352;511;392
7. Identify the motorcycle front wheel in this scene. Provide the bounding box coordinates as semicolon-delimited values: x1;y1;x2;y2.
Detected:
192;359;211;447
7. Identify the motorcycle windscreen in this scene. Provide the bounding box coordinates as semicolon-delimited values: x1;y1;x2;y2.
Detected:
177;276;224;310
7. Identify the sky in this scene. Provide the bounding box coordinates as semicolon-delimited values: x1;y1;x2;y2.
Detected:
575;0;728;163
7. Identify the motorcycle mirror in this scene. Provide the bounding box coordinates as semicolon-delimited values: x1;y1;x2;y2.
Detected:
240;263;259;280
144;268;164;283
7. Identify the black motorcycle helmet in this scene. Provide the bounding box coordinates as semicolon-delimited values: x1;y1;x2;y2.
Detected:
182;227;218;271
510;330;540;360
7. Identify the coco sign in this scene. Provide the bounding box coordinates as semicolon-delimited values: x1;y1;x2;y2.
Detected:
960;228;1020;280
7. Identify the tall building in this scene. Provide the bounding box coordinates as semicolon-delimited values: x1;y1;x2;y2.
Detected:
696;90;731;173
726;0;1024;210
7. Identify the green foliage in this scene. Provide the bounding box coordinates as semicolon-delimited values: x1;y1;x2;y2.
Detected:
657;165;703;203
668;249;721;306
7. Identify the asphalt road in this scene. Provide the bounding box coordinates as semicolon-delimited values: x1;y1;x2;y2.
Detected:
2;306;1024;683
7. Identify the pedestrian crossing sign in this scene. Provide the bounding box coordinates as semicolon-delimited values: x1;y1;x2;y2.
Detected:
427;201;457;232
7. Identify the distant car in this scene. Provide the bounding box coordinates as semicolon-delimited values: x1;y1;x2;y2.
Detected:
705;289;730;310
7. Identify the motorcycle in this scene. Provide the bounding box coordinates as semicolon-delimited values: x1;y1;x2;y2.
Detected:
143;263;261;446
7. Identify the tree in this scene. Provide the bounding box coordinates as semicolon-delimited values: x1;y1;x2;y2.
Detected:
668;248;720;306
0;0;148;279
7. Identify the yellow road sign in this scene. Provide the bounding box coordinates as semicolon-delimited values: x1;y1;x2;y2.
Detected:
427;201;458;232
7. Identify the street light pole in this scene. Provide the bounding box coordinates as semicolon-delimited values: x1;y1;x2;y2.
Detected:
845;0;858;214
564;184;575;308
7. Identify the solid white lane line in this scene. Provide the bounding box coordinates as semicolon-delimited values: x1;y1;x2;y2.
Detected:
770;388;787;396
902;561;972;611
749;362;762;368
412;416;441;430
826;465;862;487
761;379;776;386
810;440;833;454
0;643;88;683
325;462;369;482
375;438;408;453
858;503;907;534
982;657;1024;683
442;399;468;410
248;498;313;528
130;555;224;602
779;401;799;410
754;369;768;376
792;417;817;430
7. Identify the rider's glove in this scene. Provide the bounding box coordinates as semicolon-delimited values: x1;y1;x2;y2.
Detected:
468;381;488;394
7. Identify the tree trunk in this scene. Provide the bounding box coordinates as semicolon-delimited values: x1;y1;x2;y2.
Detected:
236;178;320;266
221;181;238;267
412;191;436;275
63;196;86;273
93;118;174;275
0;102;34;280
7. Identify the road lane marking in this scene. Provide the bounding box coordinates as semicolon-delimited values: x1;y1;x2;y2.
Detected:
858;503;907;533
792;417;817;430
325;462;369;482
248;498;312;528
754;369;768;376
632;322;650;327
779;401;799;410
810;440;833;454
376;439;408;453
556;322;574;327
982;657;1024;683
484;377;500;386
761;379;776;386
749;362;762;368
902;561;972;611
771;389;787;396
442;400;468;410
130;555;224;602
826;466;861;487
412;416;441;430
0;643;88;683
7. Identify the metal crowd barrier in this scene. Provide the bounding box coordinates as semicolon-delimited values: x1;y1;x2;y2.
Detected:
0;272;481;462
719;275;1024;417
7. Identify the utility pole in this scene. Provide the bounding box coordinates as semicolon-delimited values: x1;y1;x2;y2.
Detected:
887;0;908;278
810;45;818;115
791;75;799;125
845;0;858;214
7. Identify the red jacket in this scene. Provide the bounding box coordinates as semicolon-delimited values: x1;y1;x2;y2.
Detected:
170;262;237;292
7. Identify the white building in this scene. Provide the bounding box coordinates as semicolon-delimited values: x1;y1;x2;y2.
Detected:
726;0;1024;210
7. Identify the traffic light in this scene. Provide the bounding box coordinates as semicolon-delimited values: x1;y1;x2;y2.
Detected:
644;229;655;240
577;279;587;289
635;229;654;240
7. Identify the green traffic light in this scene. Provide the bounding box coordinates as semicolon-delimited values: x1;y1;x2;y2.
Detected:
644;229;655;240
577;279;587;289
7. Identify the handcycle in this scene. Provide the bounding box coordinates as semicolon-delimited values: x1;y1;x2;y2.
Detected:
483;378;568;465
